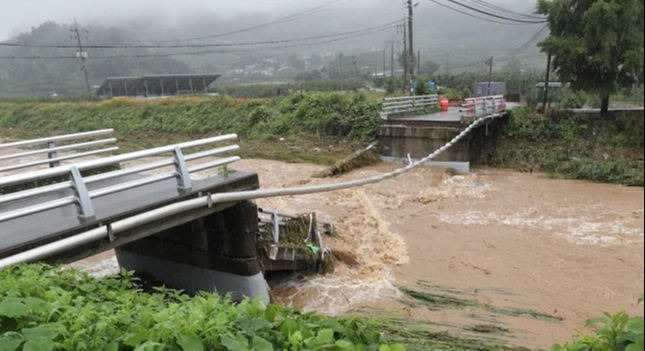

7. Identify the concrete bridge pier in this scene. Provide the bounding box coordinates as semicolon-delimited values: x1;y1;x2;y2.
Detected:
115;200;270;302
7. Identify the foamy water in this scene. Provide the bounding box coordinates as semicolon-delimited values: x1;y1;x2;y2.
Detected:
434;209;644;245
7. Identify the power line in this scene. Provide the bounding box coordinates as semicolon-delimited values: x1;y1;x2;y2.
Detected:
441;0;547;23
468;0;545;20
125;0;354;43
427;0;536;25
450;24;548;69
0;21;402;60
0;19;402;50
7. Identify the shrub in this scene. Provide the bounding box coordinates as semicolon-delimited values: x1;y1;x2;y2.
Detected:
0;264;403;351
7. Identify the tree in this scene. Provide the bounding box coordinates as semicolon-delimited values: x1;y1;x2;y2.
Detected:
537;0;644;115
422;61;441;76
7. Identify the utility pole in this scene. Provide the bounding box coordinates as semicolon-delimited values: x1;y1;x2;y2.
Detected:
543;51;552;113
339;53;344;91
390;41;394;79
417;50;421;77
382;49;386;77
71;19;92;100
407;0;415;95
486;56;493;95
402;24;407;92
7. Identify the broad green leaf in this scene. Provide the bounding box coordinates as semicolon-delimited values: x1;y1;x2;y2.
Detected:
379;346;392;351
22;299;49;314
177;334;204;351
104;342;119;351
279;319;298;337
335;339;354;350
134;341;166;351
21;328;57;341
22;339;54;351
628;316;644;335
0;332;23;351
0;300;29;318
221;335;247;351
389;344;406;351
252;336;273;351
316;328;334;345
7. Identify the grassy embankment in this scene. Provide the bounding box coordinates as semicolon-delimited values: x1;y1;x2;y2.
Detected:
472;107;644;186
0;93;380;166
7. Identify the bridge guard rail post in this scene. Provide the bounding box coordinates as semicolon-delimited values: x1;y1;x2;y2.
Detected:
173;146;192;193
69;166;95;222
47;141;61;168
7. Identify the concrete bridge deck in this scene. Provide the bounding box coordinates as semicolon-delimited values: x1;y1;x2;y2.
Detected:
0;170;258;259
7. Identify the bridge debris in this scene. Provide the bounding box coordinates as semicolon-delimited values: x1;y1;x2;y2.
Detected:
257;208;334;274
312;141;379;178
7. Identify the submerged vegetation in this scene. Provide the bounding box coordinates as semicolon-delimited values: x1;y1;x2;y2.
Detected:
0;264;403;351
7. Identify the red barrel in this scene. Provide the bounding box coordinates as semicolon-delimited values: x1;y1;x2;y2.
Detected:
440;97;450;112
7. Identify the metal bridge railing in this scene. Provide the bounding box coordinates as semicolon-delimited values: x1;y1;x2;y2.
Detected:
381;94;439;119
0;129;118;173
461;95;506;119
0;134;240;223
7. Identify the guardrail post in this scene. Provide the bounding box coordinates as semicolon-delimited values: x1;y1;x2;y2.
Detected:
69;166;95;222
46;141;61;168
272;212;280;243
173;146;192;193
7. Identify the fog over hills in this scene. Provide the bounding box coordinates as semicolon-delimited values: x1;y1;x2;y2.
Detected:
0;0;548;96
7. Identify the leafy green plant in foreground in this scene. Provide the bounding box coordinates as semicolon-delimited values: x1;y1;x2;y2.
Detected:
0;264;403;351
553;296;644;351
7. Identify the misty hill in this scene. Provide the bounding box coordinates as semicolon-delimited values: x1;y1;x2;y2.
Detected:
0;0;548;97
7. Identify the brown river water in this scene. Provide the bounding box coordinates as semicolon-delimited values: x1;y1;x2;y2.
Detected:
4;150;642;349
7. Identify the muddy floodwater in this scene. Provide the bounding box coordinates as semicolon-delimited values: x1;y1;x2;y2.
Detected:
68;158;644;349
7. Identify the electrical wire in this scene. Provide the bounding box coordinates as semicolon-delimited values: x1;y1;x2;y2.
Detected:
468;0;545;20
427;0;536;25
442;0;547;23
0;18;402;49
0;21;402;60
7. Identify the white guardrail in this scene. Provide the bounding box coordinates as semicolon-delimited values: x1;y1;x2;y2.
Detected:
461;95;506;119
0;134;240;223
381;94;439;119
0;129;119;173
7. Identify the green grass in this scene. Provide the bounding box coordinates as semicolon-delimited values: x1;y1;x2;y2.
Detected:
0;264;404;351
0;92;380;144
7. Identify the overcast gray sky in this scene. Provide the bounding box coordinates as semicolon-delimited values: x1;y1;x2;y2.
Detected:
0;0;536;41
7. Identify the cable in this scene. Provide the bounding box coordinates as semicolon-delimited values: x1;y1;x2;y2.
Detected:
0;18;402;49
442;0;547;23
0;22;401;60
468;0;545;20
428;0;535;25
126;0;354;43
449;24;548;69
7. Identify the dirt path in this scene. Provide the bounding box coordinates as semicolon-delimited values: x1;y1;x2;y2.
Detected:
64;157;643;349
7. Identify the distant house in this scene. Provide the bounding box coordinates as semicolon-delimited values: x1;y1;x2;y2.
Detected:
95;73;220;98
472;82;507;97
